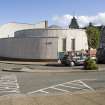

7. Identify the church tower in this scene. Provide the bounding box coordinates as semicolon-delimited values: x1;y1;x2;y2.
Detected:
69;17;79;29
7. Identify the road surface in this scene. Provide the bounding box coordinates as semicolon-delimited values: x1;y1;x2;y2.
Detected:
0;70;105;96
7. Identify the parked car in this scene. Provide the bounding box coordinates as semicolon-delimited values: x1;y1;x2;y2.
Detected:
60;54;75;66
73;56;87;66
60;51;87;66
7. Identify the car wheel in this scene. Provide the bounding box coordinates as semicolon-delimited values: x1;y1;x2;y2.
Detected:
70;62;75;67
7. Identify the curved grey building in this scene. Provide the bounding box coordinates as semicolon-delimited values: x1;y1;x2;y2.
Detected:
0;21;88;61
15;27;88;52
0;37;58;61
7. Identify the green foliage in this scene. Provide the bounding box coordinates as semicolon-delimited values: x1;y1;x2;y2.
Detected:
86;27;100;49
84;58;98;70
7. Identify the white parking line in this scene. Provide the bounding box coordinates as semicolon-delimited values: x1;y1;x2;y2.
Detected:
59;84;83;89
63;80;89;88
0;75;20;94
40;90;49;94
63;82;86;88
27;79;95;95
78;80;95;91
50;87;70;92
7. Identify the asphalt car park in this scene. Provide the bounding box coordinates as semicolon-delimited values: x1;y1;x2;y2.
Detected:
27;79;95;96
0;70;105;97
0;61;105;97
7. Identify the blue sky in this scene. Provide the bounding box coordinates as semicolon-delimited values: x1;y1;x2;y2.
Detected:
0;0;105;26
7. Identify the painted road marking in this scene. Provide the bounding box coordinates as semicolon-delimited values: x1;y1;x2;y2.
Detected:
0;75;20;95
78;80;95;91
58;84;83;89
50;87;70;92
27;79;95;95
40;90;49;94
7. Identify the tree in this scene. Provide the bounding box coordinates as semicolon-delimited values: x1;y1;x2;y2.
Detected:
86;26;100;49
69;17;79;29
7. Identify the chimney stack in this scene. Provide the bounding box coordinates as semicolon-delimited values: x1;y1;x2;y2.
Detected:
45;20;48;28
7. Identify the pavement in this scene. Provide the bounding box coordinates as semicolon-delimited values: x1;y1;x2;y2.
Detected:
0;60;48;65
0;60;105;73
0;90;105;105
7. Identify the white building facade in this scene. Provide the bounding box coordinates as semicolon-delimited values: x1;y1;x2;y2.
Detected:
0;21;88;60
15;28;88;52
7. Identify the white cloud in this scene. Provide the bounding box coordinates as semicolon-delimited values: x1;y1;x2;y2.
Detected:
52;12;105;27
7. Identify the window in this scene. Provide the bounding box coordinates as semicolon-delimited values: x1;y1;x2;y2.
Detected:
71;39;75;51
62;38;66;51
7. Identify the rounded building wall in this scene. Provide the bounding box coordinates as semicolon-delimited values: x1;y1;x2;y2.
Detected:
15;28;88;52
0;37;58;60
15;29;49;37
